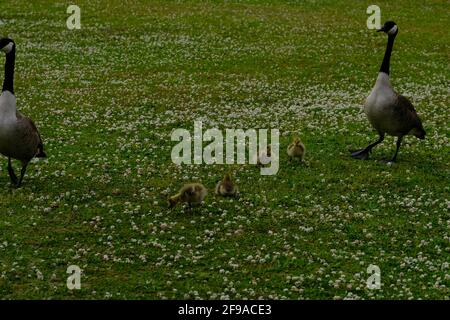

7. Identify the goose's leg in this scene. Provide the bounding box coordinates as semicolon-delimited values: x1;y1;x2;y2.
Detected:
16;162;29;188
351;133;385;160
7;157;18;185
388;135;403;163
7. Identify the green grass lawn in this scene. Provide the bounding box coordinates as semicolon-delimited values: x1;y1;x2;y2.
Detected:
0;0;448;299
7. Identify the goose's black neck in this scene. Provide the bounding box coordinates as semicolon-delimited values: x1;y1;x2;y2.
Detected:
2;46;15;95
379;34;396;75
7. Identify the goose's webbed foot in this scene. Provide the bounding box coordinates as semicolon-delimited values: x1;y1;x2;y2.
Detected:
350;134;385;161
379;158;395;165
350;148;371;160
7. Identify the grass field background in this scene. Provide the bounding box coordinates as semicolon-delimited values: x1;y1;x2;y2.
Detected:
0;0;449;299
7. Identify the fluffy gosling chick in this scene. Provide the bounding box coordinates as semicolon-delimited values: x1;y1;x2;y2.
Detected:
169;183;207;208
215;173;239;197
255;145;271;166
287;137;305;161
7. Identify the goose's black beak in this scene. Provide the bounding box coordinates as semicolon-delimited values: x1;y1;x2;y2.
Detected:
377;26;385;32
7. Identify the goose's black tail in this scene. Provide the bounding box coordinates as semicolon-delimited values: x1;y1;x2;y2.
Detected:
36;143;47;158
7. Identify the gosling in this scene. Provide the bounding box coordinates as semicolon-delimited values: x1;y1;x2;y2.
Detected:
169;183;207;208
287;137;305;161
215;173;239;197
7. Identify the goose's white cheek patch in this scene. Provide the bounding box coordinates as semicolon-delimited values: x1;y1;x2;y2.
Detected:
1;42;13;53
388;25;398;35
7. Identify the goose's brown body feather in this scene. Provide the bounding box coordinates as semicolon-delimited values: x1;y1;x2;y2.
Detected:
392;95;425;137
365;74;425;139
0;112;44;162
0;93;45;163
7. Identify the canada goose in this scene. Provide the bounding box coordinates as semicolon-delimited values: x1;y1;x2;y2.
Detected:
0;38;46;187
287;137;305;161
351;21;425;163
215;173;239;197
255;144;271;166
168;183;207;208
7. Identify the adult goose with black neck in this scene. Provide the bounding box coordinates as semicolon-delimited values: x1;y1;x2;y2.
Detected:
0;38;46;187
351;21;426;163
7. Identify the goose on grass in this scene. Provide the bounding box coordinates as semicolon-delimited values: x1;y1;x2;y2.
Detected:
0;38;46;187
351;21;426;163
